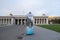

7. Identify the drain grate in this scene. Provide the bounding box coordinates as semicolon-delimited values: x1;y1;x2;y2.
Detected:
17;36;23;39
17;33;26;39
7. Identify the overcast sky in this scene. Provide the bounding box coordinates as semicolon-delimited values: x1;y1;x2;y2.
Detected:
0;0;60;16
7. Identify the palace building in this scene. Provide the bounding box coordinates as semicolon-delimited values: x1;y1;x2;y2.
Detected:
0;12;49;25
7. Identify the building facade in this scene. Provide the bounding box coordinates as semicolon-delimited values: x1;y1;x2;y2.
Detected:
0;14;49;25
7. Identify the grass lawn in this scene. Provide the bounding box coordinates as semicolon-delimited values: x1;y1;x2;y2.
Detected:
37;24;60;32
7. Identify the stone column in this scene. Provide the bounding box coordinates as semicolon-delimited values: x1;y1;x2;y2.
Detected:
1;19;2;24
44;19;45;24
11;18;15;25
21;19;22;25
36;19;38;24
33;18;34;25
4;19;5;24
39;18;40;24
25;19;26;25
18;19;19;25
3;19;4;24
41;18;42;24
8;19;10;24
5;18;6;24
24;19;25;25
46;18;48;24
39;19;41;24
0;19;1;24
6;19;7;24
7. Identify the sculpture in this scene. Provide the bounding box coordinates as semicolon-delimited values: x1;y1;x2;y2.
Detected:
26;12;34;35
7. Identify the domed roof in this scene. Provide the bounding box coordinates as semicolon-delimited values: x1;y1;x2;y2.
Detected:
9;12;13;16
42;12;46;16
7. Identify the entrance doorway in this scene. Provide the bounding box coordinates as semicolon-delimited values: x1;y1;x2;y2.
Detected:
19;19;21;25
15;19;27;25
15;19;18;25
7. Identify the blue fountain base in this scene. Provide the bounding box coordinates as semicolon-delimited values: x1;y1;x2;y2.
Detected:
26;26;34;35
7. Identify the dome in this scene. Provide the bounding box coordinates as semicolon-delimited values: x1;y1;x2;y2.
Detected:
9;12;13;16
42;13;45;16
42;13;46;16
42;12;46;16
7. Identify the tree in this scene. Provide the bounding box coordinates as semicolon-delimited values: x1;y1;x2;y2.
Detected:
50;18;60;24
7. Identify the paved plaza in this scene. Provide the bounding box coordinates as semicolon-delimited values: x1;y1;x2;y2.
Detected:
0;25;60;40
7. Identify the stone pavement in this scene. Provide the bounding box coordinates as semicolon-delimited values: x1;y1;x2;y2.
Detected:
0;25;26;40
23;26;60;40
0;25;60;40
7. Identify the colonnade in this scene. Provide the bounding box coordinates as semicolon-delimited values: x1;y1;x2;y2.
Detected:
0;18;11;25
34;18;48;25
0;17;48;25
